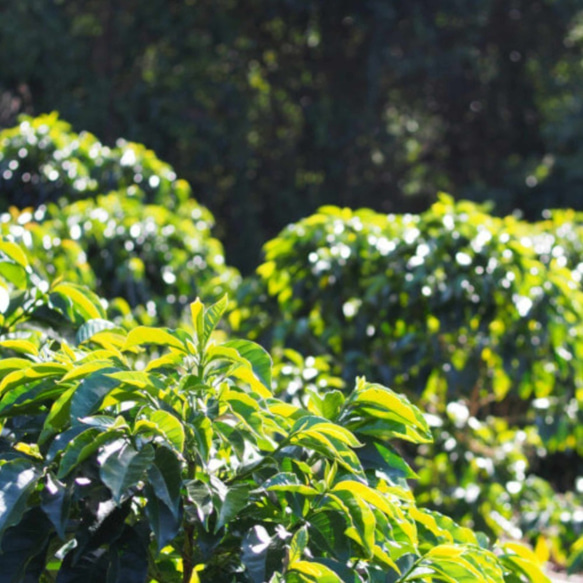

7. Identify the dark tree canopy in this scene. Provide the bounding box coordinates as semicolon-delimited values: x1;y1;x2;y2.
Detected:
2;0;583;270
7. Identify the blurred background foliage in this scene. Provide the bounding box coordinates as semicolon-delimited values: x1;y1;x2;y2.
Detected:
3;1;583;271
0;116;240;326
2;0;583;575
230;197;583;568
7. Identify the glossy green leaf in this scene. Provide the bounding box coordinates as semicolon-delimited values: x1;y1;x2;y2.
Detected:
213;480;251;533
40;473;70;540
0;459;40;539
51;282;106;321
202;294;229;345
290;526;309;564
57;427;123;478
123;326;187;353
76;318;118;344
69;369;121;420
99;442;155;504
223;339;272;391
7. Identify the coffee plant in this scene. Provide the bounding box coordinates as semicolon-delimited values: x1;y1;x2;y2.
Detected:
0;239;548;582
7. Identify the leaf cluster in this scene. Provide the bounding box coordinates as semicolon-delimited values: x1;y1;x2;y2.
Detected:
0;244;549;582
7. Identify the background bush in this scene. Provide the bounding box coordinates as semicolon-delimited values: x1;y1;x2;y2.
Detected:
233;195;583;566
0;116;240;326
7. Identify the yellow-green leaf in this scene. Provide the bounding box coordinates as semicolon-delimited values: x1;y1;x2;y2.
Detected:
123;327;187;353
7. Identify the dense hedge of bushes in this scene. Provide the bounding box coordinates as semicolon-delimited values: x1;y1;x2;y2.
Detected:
234;196;583;450
1;115;581;578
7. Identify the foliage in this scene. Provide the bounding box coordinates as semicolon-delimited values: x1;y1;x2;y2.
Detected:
232;196;583;570
0;115;241;326
234;196;583;449
3;2;583;270
0;113;190;211
415;403;583;565
0;242;549;582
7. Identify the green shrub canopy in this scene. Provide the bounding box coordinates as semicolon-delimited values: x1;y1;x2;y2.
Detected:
0;115;241;326
235;196;583;455
0;238;548;582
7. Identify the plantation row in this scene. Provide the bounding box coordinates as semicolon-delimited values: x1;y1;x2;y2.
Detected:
0;115;581;581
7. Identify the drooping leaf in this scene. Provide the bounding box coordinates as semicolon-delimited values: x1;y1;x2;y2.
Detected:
212;480;251;533
0;459;40;539
0;508;52;583
0;240;29;269
0;339;39;356
40;473;71;540
99;442;155;504
145;484;181;552
242;525;272;583
223;339;272;391
69;368;121;421
147;446;183;519
51;282;106;321
138;409;185;452
56;548;110;583
57;427;123;478
107;525;149;583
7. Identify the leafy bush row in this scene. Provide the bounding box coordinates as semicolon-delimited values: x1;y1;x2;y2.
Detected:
0;239;549;582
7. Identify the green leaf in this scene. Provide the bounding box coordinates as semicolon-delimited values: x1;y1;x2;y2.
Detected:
0;362;69;396
192;416;213;465
0;338;39;356
346;380;432;443
0;508;52;581
568;536;583;575
290;526;309;564
0;240;29;269
212;479;251;533
76;318;118;344
242;525;272;583
500;543;550;583
190;298;204;342
69;369;121;420
264;473;319;496
147;446;183;519
329;490;375;558
57;427;123;478
0;261;27;289
185;481;213;529
146;410;185;452
291;416;362;448
99;442;155;504
203;294;229;345
107;526;149;583
57;548;109;582
357;438;418;481
123;326;187;353
51;282;106;321
289;560;343;582
223;339;272;391
145;484;181;552
0;459;40;538
40;473;70;540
